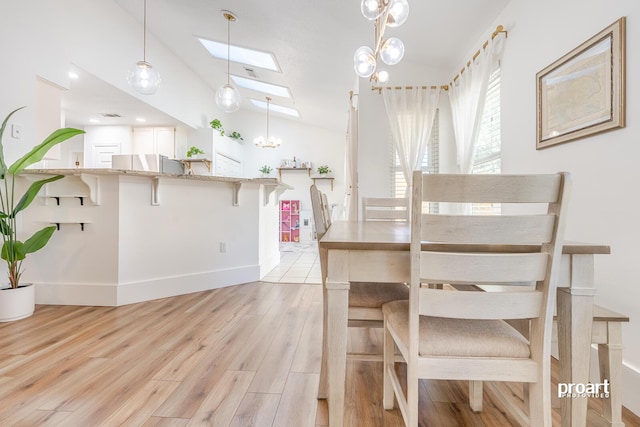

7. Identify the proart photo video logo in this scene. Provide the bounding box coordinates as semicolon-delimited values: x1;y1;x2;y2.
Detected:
558;379;610;398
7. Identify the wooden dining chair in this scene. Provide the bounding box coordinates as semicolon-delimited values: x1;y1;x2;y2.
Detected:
382;171;571;426
362;196;409;221
310;185;409;399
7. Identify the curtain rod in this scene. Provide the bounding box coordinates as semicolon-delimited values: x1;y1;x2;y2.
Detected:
368;24;507;94
451;25;507;84
371;85;449;94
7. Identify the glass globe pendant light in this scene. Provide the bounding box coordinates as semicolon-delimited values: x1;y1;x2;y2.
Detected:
361;0;383;20
127;0;161;95
386;0;409;27
380;37;405;65
215;11;242;113
353;46;377;78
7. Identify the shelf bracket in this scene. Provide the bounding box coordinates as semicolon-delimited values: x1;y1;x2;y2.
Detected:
263;184;277;206
79;174;100;205
151;177;160;206
232;182;242;206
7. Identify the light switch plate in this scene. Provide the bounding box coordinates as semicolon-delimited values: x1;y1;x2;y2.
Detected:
11;124;22;139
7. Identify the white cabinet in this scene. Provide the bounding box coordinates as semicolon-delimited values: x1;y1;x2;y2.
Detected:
133;127;175;158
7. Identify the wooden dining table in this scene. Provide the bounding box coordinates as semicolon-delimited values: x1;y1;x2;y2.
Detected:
319;220;610;427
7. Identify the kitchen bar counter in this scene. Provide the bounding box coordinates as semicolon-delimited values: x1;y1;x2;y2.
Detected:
19;169;289;306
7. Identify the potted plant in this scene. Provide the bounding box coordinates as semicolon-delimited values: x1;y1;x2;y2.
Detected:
259;165;272;177
186;146;205;158
210;118;225;136
0;107;84;322
209;119;243;141
317;165;331;175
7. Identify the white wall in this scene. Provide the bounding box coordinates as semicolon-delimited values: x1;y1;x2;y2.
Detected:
482;0;640;414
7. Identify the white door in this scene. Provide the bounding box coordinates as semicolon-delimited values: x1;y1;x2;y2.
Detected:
155;127;175;158
92;144;121;168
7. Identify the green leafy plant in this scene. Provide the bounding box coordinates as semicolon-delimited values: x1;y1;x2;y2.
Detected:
228;131;243;141
259;165;272;174
209;119;243;140
209;118;225;136
0;107;85;289
317;165;331;174
186;146;205;158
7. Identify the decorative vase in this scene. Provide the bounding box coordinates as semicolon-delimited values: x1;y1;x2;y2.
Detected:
0;284;35;322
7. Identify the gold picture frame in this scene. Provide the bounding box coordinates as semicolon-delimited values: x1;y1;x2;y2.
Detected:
536;17;626;149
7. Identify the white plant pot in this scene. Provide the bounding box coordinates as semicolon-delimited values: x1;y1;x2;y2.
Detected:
0;284;35;322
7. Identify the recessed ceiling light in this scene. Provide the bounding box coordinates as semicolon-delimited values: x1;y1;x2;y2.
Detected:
197;37;280;72
250;99;300;117
89;118;101;124
136;117;146;123
230;76;292;99
68;72;79;79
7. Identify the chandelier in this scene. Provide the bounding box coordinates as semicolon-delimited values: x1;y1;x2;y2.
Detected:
354;0;409;84
127;0;161;95
254;97;282;148
215;11;242;113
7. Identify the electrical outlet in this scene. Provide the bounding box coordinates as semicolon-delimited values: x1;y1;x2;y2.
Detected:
11;124;22;139
219;242;227;253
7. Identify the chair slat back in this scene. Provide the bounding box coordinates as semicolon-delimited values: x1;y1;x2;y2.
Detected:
411;171;570;325
310;185;328;239
363;197;409;221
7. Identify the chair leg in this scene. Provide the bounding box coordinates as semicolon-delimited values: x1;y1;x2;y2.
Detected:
383;319;395;410
407;363;419;427
469;381;483;412
598;322;625;427
527;375;552;427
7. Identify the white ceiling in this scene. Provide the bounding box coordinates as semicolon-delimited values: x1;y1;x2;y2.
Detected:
65;0;510;131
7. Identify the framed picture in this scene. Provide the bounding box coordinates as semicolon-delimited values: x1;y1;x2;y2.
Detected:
536;17;626;149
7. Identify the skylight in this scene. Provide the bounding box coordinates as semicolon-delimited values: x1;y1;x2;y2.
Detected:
250;99;300;118
197;38;280;72
230;75;292;99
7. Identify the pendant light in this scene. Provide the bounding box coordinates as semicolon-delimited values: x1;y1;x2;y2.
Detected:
127;0;161;95
354;0;409;82
254;97;281;148
216;11;242;113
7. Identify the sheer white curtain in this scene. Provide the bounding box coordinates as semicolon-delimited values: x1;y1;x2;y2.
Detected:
449;33;505;174
343;93;359;220
382;87;440;191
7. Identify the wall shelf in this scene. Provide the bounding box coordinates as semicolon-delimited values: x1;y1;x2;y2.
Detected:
311;176;335;191
50;221;92;231
277;167;311;179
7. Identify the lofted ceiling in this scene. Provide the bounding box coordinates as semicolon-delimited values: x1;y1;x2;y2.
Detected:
65;0;510;132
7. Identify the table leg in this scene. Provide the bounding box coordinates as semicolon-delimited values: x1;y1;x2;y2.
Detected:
326;250;350;427
557;254;596;427
318;247;329;399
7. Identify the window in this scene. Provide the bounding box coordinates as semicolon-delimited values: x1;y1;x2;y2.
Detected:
391;110;439;199
472;67;501;175
472;67;501;214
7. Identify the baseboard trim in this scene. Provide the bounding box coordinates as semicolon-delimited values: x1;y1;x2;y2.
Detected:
34;265;260;307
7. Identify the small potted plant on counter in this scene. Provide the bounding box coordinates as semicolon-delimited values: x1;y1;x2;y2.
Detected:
186;146;205;158
0;107;85;322
259;165;273;177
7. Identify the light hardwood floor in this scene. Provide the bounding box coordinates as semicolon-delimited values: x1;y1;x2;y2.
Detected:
0;281;638;426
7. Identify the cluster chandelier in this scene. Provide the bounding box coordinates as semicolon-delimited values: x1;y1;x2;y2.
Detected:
354;0;409;84
254;97;282;148
127;0;161;95
216;11;242;113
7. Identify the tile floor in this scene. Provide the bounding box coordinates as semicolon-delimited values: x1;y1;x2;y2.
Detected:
263;242;322;284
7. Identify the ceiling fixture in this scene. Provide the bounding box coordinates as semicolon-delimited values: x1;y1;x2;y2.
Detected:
254;97;281;148
354;0;409;83
215;10;242;113
127;0;161;95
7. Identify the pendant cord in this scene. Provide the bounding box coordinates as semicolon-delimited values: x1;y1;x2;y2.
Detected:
143;0;147;62
226;18;231;85
266;97;270;139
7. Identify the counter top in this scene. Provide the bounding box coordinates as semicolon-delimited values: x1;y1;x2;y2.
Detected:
22;168;292;188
